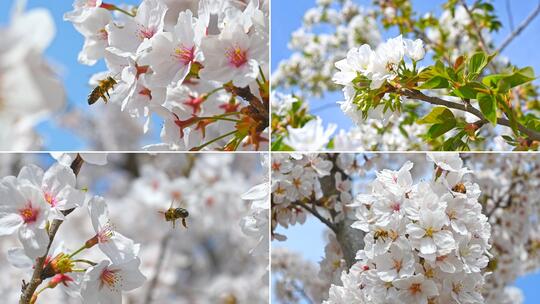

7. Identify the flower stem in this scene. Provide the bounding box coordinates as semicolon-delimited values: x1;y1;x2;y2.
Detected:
205;86;225;99
191;130;237;151
68;244;87;259
196;116;240;123
110;5;136;17
73;259;97;266
258;65;267;83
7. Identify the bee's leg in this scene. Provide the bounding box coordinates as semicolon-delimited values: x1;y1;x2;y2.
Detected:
172;220;176;229
182;219;187;228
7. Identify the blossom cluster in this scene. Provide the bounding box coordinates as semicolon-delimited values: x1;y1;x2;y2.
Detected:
272;0;381;97
325;154;492;303
0;154;146;303
332;34;425;127
334;35;425;90
0;153;269;303
272;247;329;303
271;93;427;151
470;154;540;303
271;0;532;151
271;153;363;240
270;154;527;303
0;4;65;150
108;153;269;303
66;0;269;151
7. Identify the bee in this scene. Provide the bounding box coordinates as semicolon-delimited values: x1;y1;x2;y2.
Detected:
88;76;117;105
158;200;189;229
452;182;467;194
373;228;388;241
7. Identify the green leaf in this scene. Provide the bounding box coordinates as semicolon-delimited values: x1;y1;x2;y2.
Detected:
427;120;456;139
477;93;497;124
468;52;488;75
453;85;477;99
501;67;536;88
418;106;455;124
271;136;284;151
501;135;515;143
419;76;449;89
482;67;536;91
442;131;467;150
418;107;457;139
497;95;519;134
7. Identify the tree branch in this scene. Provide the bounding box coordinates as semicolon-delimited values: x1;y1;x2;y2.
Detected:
143;231;172;304
401;89;540;142
143;154;197;304
19;154;84;304
505;0;515;31
292;201;338;234
496;0;540;54
459;0;499;72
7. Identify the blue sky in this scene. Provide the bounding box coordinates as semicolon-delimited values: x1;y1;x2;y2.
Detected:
272;0;540;131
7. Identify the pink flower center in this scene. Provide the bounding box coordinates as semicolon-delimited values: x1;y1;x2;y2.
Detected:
97;222;115;243
138;87;152;99
51;273;75;287
174;45;195;65
390;202;401;212
19;202;39;224
44;192;58;207
99;267;121;290
135;65;149;79
138;26;156;39
226;46;248;68
184;95;205;114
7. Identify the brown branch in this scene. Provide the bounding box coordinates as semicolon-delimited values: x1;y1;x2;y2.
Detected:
496;0;540;54
486;179;521;219
292;201;338;234
19;154;84;304
401;89;540;142
459;0;499;73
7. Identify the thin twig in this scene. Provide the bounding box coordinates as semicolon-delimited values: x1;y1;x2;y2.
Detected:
19;154;84;304
292;281;313;304
506;0;515;31
459;0;499;72
401;89;540;142
496;0;540;54
292;201;338;234
143;155;196;304
143;230;173;304
311;102;339;114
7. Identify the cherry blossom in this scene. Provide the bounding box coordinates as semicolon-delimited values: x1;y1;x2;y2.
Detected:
66;0;269;151
80;258;146;303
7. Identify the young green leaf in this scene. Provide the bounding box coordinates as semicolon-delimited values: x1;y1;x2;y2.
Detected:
477;93;497;124
427;120;457;139
418;106;455;124
468;52;488;75
418;76;450;89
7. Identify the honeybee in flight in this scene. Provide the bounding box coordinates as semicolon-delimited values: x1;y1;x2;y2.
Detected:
159;200;189;229
88;76;117;105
